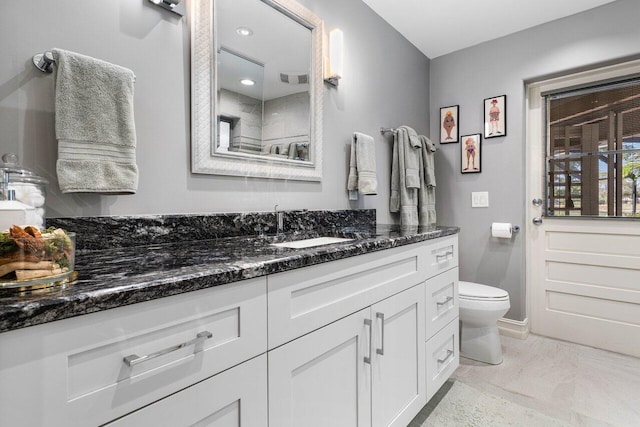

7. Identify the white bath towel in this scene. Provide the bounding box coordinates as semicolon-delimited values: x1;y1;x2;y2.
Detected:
347;132;378;199
52;49;138;193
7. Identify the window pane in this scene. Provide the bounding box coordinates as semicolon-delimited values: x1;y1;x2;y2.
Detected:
546;78;640;217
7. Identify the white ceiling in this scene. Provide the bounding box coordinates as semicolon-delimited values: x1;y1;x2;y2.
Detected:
361;0;618;59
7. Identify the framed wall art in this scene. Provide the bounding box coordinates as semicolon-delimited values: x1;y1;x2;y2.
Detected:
484;95;506;138
440;105;459;143
461;133;481;173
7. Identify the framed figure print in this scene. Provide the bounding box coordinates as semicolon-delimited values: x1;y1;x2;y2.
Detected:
440;105;459;143
484;95;506;138
461;134;481;173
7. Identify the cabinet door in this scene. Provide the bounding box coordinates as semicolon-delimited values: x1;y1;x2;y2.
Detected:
371;284;426;427
105;354;267;427
269;308;371;427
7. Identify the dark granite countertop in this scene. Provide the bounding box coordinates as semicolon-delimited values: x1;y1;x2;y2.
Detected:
0;224;459;334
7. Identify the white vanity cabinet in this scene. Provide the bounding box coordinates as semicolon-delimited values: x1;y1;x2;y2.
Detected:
0;277;268;427
269;284;425;427
0;233;459;427
267;235;459;427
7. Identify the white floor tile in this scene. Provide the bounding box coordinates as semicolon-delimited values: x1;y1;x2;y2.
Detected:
451;333;640;426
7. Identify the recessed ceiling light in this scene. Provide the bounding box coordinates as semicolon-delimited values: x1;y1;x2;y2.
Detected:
236;27;253;37
240;79;255;86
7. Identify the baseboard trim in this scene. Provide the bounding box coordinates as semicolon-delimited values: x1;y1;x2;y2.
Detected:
498;318;530;340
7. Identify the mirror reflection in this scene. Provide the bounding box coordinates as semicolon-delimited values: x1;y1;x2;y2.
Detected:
215;0;312;162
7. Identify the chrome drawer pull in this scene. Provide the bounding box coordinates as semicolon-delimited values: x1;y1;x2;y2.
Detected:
376;312;385;356
123;331;213;367
435;250;454;261
364;319;372;364
436;296;454;306
437;349;454;364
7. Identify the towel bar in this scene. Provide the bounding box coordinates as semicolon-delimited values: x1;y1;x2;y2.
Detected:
33;52;55;73
32;51;137;82
380;127;396;135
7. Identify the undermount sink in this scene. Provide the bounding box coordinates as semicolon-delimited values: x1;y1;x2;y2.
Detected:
271;236;354;249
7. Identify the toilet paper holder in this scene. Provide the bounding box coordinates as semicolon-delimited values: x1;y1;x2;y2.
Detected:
490;224;520;233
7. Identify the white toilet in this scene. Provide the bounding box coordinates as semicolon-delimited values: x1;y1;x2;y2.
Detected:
458;281;510;365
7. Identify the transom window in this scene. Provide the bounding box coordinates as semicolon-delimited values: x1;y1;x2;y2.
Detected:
545;77;640;217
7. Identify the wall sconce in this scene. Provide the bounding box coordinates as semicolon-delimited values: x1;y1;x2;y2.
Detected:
324;29;343;86
149;0;185;16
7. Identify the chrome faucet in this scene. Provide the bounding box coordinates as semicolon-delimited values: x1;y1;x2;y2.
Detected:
274;205;284;235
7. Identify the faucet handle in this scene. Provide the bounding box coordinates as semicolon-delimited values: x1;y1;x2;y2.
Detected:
277;212;284;234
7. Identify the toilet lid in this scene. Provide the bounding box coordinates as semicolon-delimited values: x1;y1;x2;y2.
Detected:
459;281;509;300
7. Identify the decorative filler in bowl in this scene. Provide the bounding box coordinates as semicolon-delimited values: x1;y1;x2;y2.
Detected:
0;225;75;293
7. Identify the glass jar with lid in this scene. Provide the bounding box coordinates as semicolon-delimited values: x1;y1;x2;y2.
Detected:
1;153;48;228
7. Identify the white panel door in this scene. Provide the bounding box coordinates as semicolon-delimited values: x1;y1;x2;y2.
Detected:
268;308;371;427
371;284;426;427
527;64;640;357
529;220;640;357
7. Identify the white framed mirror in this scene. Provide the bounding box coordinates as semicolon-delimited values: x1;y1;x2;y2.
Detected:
191;0;323;181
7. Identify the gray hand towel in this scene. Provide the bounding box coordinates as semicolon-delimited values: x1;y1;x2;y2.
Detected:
52;49;138;193
403;126;422;189
419;135;437;226
347;132;378;198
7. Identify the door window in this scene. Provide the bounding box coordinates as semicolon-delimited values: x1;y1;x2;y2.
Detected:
545;78;640;217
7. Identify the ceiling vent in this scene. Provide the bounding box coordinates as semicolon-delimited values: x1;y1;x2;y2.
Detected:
280;73;309;85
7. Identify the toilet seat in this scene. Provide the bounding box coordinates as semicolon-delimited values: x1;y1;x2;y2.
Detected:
459;281;509;301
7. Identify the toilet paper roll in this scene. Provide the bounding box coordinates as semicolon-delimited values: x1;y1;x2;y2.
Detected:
491;222;513;239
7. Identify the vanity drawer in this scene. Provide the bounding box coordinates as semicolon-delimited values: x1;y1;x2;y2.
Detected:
268;243;426;349
425;317;459;401
105;354;268;427
425;268;459;338
424;235;458;277
0;277;267;427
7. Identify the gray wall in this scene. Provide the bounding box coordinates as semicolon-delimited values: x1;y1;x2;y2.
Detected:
430;0;640;321
0;0;429;221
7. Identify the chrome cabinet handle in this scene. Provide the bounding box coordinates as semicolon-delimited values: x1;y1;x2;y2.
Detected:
437;349;454;364
123;331;213;367
364;319;372;364
436;296;454;306
435;250;454;262
376;312;385;356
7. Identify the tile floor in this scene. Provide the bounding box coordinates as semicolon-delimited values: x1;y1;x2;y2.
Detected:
448;334;640;426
